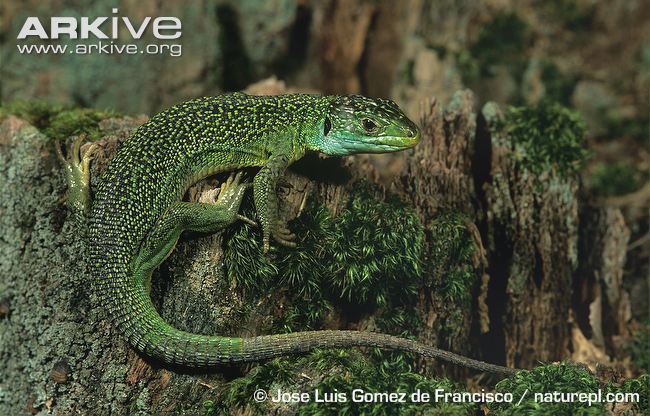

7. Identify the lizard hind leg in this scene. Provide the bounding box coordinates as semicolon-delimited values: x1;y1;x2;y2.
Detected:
56;134;98;221
132;172;252;285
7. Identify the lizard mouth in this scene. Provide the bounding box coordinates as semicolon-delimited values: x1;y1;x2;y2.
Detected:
345;131;421;153
373;133;421;148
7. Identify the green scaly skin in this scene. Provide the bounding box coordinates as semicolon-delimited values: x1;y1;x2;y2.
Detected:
64;93;515;376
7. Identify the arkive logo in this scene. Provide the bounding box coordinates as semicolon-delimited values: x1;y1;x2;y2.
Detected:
16;8;183;57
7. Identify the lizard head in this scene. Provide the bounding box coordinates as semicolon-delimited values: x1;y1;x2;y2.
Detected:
307;95;421;156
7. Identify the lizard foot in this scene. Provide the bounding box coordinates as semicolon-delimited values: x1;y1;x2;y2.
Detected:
55;134;98;219
263;221;297;252
212;171;250;204
202;173;257;227
212;172;256;226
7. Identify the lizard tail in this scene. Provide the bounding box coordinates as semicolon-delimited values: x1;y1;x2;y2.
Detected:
99;266;515;376
241;331;518;376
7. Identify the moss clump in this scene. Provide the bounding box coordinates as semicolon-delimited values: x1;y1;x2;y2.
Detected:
499;100;589;175
223;198;279;296
589;162;645;197
542;0;596;32
226;358;296;410
490;362;648;415
328;191;424;306
218;185;498;415
457;12;529;83
224;183;425;332
614;374;649;413
370;306;423;375
604;113;649;142
607;374;650;414
471;12;528;74
0;100;64;128
374;307;421;340
539;61;578;105
0;100;116;142
43;109;114;142
426;212;477;307
217;349;476;416
491;363;601;415
626;323;650;373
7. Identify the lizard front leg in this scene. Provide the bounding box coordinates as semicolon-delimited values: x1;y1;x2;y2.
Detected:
253;151;297;253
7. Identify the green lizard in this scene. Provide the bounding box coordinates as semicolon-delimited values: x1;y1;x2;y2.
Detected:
59;93;516;376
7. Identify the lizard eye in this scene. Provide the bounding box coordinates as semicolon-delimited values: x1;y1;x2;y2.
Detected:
362;118;377;133
323;117;332;136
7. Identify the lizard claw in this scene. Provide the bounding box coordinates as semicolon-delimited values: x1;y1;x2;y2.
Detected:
56;134;98;219
262;233;297;253
268;220;296;250
203;172;257;228
272;234;297;248
262;228;297;253
214;171;250;207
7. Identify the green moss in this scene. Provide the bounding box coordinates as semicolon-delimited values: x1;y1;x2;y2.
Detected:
43;108;114;142
458;12;529;83
589;162;645;197
490;362;648;415
224;182;425;332
275;297;333;333
223;200;278;296
370;307;423;374
220;349;476;415
0;100;116;142
219;186;505;414
499;100;589;175
612;374;649;413
491;363;601;414
226;359;296;411
0;100;64;128
277;204;338;300
426;212;477;307
542;0;596;32
626;322;650;373
224;184;486;375
375;307;421;340
328;191;424;306
604;113;649;142
539;62;578;105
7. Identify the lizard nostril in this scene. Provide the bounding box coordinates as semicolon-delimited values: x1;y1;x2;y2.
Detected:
406;128;415;138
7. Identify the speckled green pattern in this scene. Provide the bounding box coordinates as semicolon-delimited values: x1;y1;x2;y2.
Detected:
87;93;513;374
